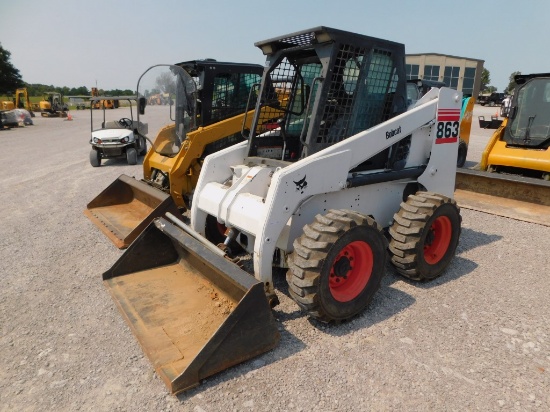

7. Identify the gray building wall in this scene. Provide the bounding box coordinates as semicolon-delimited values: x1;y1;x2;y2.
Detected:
405;53;484;98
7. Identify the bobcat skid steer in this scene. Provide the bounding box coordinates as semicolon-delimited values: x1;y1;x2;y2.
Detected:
85;61;281;248
104;26;463;394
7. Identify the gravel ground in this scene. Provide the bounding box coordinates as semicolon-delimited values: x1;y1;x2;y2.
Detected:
1;105;548;411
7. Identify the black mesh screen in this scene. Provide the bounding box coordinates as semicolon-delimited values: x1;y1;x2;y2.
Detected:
319;47;396;145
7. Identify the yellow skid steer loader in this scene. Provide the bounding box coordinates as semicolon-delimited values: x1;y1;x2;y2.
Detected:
85;60;283;248
455;73;550;226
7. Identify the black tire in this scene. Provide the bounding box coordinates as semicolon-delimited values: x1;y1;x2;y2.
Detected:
89;149;101;167
457;139;468;168
126;147;137;165
389;192;461;281
286;209;387;323
138;136;147;156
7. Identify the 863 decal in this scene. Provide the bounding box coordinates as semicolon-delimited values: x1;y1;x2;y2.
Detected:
435;108;461;144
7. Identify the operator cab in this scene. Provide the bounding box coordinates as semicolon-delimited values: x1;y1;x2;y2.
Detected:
504;73;550;149
139;61;264;158
245;26;408;169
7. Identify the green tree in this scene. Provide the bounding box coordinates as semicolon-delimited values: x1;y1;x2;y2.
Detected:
480;68;491;92
506;71;521;94
0;43;24;94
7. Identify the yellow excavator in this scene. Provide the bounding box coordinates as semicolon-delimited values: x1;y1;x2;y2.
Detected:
14;88;38;116
91;87;118;109
85;60;284;248
455;72;550;226
39;92;68;117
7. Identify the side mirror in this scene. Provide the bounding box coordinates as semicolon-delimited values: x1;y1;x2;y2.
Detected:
139;97;147;115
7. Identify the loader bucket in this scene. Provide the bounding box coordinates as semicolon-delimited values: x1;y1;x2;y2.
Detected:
455;168;550;226
102;217;280;394
84;174;180;249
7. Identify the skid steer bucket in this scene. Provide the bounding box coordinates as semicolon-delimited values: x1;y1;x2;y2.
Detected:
455;169;550;226
102;217;280;394
84;174;180;249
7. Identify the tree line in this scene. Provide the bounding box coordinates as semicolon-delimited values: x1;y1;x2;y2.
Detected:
22;83;135;97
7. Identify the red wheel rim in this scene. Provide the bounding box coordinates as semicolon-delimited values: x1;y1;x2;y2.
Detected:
423;216;452;264
329;241;373;302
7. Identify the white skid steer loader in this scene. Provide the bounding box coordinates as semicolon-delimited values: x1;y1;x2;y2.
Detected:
103;26;462;394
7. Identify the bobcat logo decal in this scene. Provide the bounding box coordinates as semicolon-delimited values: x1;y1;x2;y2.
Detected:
293;175;308;194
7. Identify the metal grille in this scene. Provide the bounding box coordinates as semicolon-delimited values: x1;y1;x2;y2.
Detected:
318;47;396;145
254;58;322;137
274;31;316;48
211;73;261;124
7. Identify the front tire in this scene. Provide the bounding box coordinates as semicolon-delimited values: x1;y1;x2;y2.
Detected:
89;149;101;167
389;192;461;281
126;147;137;165
287;209;387;323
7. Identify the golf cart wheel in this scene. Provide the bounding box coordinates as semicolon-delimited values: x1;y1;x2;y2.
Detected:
126;148;137;165
89;149;101;167
389;192;461;281
138;136;147;156
286;209;387;323
457;138;468;168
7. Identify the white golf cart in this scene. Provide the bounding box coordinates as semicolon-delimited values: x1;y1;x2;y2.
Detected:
89;96;148;167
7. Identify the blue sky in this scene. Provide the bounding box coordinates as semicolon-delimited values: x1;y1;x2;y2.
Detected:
1;0;547;92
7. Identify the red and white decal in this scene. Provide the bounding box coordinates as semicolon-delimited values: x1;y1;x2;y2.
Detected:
435;108;460;144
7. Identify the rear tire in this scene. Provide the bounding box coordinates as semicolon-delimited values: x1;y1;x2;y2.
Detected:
457;139;468;168
138;136;147;156
389;192;461;281
126;147;137;165
89;149;101;167
287;209;387;323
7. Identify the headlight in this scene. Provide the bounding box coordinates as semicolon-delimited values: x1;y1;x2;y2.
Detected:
121;136;129;143
93;137;101;143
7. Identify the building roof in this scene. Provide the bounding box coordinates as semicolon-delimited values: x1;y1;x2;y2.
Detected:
406;53;484;64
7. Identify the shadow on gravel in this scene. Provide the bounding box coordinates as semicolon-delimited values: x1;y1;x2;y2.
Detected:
270;265;416;337
457;227;503;254
178;321;306;402
177;226;498;396
388;255;478;292
100;157;144;167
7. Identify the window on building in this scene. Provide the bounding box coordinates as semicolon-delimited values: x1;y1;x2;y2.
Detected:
443;66;460;89
462;67;476;97
405;64;419;80
423;65;440;82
